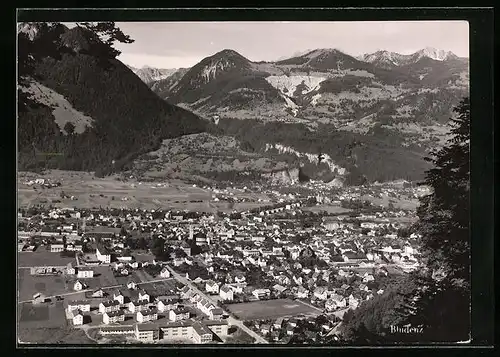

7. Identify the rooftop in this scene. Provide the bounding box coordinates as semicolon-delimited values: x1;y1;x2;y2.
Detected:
105;310;125;317
136;323;159;332
192;322;212;336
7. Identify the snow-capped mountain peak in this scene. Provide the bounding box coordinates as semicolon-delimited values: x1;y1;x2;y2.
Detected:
128;65;180;84
416;47;456;61
360;50;402;65
359;47;459;67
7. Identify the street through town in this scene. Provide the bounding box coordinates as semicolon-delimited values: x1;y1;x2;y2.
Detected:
166;266;269;344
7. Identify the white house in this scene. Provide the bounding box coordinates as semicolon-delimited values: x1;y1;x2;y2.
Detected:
169;307;190;322
252;288;271;299
68;309;84;326
296;286;309;299
113;291;125;305
128;300;149;313
137;310;158;323
197;298;216;316
91;288;105;298
157;298;178;313
67;300;90;312
138;289;150;303
359;284;369;292
209;308;224;320
234;274;246;284
348;294;360;309
205;280;219;294
99;300;120;314
103;310;125;324
77;269;94;279
127;281;137;290
96;245;111;263
159;267;171;278
66;263;76;275
219;285;234;301
313;287;328;300
50;244;65;253
73;280;87;291
325;294;347;311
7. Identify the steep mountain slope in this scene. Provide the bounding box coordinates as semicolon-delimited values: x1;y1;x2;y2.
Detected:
127;65;179;84
149;68;190;98
159;49;296;121
18;23;208;174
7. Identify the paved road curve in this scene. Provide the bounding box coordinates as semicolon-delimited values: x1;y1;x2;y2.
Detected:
166;266;269;344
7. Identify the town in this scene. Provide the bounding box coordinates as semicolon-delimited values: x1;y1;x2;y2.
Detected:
17;179;427;344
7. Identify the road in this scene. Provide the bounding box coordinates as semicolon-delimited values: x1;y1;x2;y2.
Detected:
326;321;343;337
166;266;269;344
295;299;324;314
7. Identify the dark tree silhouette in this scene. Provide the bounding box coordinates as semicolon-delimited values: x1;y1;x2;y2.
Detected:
76;22;134;58
416;97;470;282
64;122;76;136
401;97;471;342
337;98;470;344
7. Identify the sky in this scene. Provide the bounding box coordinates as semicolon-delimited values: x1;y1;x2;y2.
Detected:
68;21;470;69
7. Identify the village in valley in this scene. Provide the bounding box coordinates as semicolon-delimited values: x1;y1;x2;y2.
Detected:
17;174;427;344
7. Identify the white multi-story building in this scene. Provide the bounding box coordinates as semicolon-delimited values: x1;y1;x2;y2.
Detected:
77;269;94;278
137;310;158;323
67;300;91;312
96;245;111;263
103;310;125;324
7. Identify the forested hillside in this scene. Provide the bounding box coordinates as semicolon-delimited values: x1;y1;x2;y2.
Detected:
215;118;431;183
18;22;207;175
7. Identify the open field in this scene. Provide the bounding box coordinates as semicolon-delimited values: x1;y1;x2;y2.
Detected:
93;266;119;286
18;327;95;344
139;279;177;297
18;301;67;329
18;268;69;301
18;251;76;267
133;253;156;263
303;205;352;214
226;299;321;320
360;194;419;211
66;266;118;291
114;273;142;287
133;269;154;283
18;170;273;212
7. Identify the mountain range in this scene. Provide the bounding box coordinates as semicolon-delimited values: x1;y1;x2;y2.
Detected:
130;46;468;184
18;22;469;186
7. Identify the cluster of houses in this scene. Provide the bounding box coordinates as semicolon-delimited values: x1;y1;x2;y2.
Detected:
20;180;424;343
247;315;338;343
179;286;224;320
63;284;229;344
